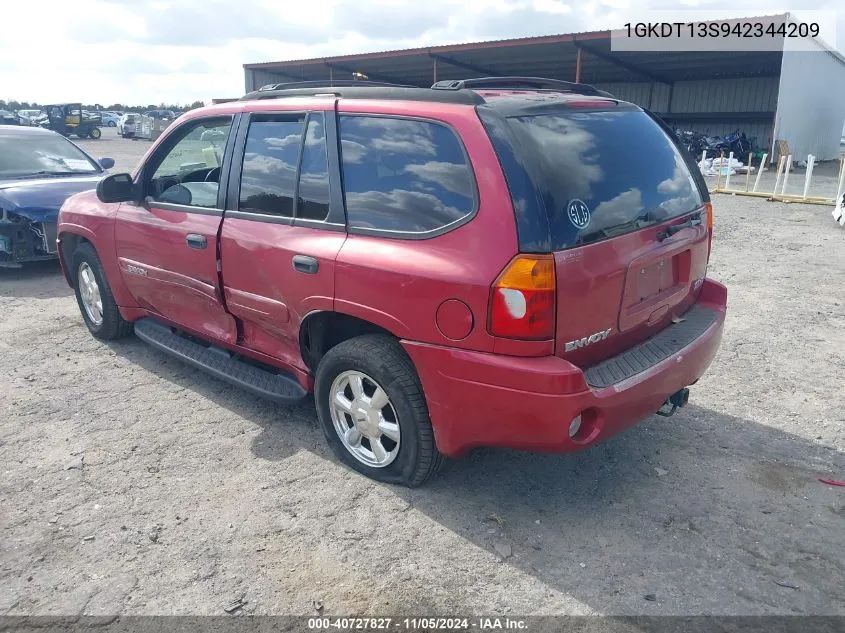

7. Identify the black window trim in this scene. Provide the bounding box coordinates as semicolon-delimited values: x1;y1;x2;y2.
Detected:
337;112;479;241
133;113;240;217
225;109;346;231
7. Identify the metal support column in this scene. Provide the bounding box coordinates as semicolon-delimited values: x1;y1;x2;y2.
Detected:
575;46;582;83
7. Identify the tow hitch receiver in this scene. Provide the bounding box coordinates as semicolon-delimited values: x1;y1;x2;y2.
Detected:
656;388;690;417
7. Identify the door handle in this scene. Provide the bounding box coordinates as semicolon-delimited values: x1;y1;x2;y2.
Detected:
186;234;207;250
292;254;319;274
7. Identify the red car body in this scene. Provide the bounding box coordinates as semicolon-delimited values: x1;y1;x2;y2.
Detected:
58;80;726;476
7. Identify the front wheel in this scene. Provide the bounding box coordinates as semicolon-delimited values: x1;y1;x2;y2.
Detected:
88;127;101;139
72;243;133;340
315;335;444;487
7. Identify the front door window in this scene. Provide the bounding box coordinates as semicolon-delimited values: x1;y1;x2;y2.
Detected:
146;118;233;209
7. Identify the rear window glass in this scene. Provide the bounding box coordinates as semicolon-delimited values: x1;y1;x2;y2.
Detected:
339;115;476;235
484;108;704;251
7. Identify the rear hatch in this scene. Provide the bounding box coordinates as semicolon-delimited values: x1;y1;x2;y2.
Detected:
478;96;710;367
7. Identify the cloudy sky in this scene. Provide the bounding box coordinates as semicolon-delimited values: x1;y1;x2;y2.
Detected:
2;0;842;106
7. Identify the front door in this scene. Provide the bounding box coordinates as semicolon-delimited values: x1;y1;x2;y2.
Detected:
115;115;239;344
219;107;346;371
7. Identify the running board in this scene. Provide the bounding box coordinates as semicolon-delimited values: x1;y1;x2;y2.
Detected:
134;318;307;404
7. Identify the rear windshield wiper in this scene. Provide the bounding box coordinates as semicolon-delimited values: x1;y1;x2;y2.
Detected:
576;213;656;245
657;211;703;242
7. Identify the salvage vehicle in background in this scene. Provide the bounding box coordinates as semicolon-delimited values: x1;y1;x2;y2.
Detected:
117;113;139;138
0;126;113;267
99;112;121;127
144;109;177;121
58;77;726;486
16;109;44;126
40;104;102;139
0;110;22;125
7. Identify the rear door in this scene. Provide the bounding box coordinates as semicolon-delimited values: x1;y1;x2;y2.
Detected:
114;115;239;343
479;102;709;366
218;104;346;371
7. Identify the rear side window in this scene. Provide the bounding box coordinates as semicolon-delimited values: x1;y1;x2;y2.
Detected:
339;115;476;235
239;115;304;217
480;107;704;251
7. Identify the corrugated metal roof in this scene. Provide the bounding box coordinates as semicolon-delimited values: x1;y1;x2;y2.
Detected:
243;29;610;69
243;13;844;91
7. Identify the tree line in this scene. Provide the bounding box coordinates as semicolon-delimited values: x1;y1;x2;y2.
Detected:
0;100;206;112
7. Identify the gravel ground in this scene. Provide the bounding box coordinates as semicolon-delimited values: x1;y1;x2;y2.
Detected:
1;133;844;617
75;126;154;174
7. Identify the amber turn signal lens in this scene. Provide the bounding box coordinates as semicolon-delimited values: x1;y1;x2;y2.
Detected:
495;255;555;290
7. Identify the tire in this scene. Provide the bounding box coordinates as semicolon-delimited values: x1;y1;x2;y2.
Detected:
108;121;116;127
72;242;133;341
88;127;101;139
315;334;444;487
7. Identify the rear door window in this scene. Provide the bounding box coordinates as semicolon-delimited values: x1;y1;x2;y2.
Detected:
238;115;305;217
339;115;476;236
482;108;704;251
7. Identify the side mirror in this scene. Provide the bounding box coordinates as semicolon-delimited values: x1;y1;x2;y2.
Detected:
98;157;115;170
96;173;135;203
158;184;192;206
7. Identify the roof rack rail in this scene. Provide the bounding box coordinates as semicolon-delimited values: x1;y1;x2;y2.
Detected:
241;82;485;105
243;80;416;101
257;80;413;92
431;76;613;98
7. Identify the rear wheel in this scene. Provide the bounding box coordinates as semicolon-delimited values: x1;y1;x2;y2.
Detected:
315;335;444;487
107;121;116;127
72;243;132;340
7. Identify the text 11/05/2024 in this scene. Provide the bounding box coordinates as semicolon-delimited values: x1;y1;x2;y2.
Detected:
307;617;529;630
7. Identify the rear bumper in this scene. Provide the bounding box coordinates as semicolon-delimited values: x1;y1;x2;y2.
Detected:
403;279;727;457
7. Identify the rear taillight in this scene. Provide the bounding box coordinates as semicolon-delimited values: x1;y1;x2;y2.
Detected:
489;255;556;340
704;201;714;255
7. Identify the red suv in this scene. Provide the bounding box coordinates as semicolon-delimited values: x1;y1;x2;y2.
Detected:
57;78;726;486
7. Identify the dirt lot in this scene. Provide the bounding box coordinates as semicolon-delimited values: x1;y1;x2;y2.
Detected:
1;132;844;617
75;126;154;174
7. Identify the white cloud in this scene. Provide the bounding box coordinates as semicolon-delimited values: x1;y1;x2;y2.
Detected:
591;188;644;231
404;161;474;197
1;0;842;105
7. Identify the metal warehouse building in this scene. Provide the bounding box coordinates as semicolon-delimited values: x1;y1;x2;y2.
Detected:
244;13;845;161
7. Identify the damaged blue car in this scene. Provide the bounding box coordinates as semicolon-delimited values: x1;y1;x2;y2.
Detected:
0;126;114;267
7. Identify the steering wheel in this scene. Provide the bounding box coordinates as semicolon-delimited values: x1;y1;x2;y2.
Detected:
204;167;220;183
